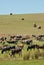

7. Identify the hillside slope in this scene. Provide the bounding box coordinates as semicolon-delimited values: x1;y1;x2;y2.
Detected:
0;14;44;35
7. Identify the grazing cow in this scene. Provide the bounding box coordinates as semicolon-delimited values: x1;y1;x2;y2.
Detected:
1;46;11;54
36;35;44;41
22;35;30;40
0;37;7;41
16;35;22;40
0;37;7;44
36;36;41;41
26;40;32;45
0;37;4;41
27;44;39;51
21;39;33;45
27;45;35;51
7;40;18;44
0;37;4;43
10;47;22;57
1;46;15;54
37;35;44;38
10;35;16;39
38;35;44;37
10;46;16;49
38;44;44;49
32;35;36;38
22;38;27;40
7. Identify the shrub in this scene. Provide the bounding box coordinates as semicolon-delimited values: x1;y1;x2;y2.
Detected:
33;23;37;27
34;50;40;59
34;53;39;59
40;51;44;58
21;18;24;20
10;13;13;15
23;52;30;60
38;26;41;29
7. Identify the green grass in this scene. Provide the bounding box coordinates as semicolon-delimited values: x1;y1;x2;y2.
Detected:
0;14;44;64
0;60;44;65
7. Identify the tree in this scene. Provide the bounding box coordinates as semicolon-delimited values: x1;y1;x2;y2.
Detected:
10;13;13;15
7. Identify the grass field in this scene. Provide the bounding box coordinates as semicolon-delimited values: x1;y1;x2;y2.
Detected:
0;13;44;65
0;13;44;35
0;60;44;65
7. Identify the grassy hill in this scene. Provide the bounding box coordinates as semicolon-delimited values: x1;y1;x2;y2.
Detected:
0;13;44;64
0;13;44;35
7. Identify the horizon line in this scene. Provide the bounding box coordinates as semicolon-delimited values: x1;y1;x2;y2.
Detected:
0;12;44;15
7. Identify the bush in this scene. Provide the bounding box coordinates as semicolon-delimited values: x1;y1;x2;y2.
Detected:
21;18;24;20
34;50;40;59
23;52;30;60
39;51;44;58
42;51;44;57
38;26;41;29
33;23;37;27
10;13;13;15
34;53;39;59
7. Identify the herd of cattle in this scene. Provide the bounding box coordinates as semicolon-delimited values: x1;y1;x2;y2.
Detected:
0;34;44;57
0;34;44;44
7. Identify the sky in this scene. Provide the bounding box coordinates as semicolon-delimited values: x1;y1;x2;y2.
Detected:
0;0;44;14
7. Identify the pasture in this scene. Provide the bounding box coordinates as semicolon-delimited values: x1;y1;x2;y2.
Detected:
0;14;44;35
0;60;44;65
0;13;44;65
